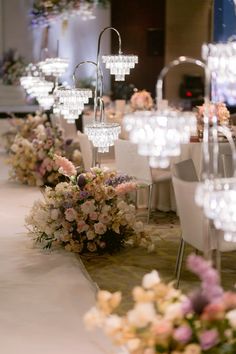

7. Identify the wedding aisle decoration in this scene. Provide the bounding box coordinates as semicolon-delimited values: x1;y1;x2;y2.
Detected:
26;161;151;254
1;112;48;152
0;49;26;85
30;0;110;27
9;122;65;186
7;113;82;186
85;254;236;354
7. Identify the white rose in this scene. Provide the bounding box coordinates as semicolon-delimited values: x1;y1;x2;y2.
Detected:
81;200;96;215
133;221;144;233
104;315;122;336
226;309;236;328
164;302;183;321
94;222;107;235
84;307;104;330
142;270;160;289
51;208;59;220
65;208;77;222
87;230;95;240
127;302;156;328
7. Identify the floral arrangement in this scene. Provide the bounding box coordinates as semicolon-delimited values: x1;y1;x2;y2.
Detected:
8;122;65;186
30;0;110;27
85;254;236;354
0;49;26;85
130;90;153;111
197;102;230;127
26;162;150;254
1;113;48;152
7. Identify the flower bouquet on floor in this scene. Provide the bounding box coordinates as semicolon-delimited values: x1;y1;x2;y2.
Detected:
85;254;236;354
196;102;230;141
8;122;65;186
0;48;26;85
26;158;151;254
1;112;47;152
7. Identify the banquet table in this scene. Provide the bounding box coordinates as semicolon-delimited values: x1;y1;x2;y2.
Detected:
0;146;114;353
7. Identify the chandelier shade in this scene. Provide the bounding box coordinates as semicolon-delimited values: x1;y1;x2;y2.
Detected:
102;54;138;81
123;109;196;168
38;57;69;77
85;122;121;153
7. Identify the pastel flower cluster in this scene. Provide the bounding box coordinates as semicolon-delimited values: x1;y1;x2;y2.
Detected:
1;113;47;152
0;49;26;85
26;164;150;254
85;254;236;353
130;90;153;111
8;122;65;186
30;0;110;27
197;102;230;127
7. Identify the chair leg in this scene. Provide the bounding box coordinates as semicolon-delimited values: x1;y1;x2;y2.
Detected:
147;184;153;224
215;233;222;283
175;237;185;289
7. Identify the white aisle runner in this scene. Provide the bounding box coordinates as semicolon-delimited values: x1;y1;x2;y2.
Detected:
0;152;113;354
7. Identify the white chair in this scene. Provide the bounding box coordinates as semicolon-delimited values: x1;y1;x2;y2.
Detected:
173;158;199;182
77;132;116;171
221;154;233;178
172;175;236;288
114;139;171;223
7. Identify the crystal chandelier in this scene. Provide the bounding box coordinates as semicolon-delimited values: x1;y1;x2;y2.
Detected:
85;98;121;152
98;27;138;82
38;57;69;78
195;125;236;242
123;56;208;168
53;60;97;123
102;54;138;81
54;86;92;123
124;109;196;168
202;39;236;105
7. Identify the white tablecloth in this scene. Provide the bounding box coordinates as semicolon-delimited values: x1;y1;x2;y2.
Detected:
0;151;113;354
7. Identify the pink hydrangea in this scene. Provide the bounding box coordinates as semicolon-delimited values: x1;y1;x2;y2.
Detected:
54;154;76;177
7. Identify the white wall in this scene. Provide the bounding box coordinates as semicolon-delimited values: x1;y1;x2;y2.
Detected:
0;0;111;91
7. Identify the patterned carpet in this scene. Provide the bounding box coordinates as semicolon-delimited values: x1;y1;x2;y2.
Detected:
81;209;236;313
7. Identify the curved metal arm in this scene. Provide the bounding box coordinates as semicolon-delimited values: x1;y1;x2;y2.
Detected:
95;97;105;124
156;56;212;180
96;26;122;62
73;60;103;97
156;56;211;106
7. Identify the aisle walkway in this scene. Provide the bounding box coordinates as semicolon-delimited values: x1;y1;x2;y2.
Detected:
0;152;113;354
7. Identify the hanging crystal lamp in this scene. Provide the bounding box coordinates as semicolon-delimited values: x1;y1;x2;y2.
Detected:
54;86;92;123
97;27;138;82
124;109;196;168
123;56;206;168
85;97;121;152
102;54;138;81
202;39;236;105
38;57;69;78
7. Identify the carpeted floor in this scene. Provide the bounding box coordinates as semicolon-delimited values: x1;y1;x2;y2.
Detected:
81;209;236;313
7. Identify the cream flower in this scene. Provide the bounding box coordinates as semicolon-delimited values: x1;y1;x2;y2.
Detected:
142;270;160;289
94;222;107;235
226;309;236;328
127;302;156;328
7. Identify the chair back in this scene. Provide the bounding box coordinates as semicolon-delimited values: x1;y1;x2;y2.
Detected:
77;132;93;171
114;139;152;182
172;176;207;251
222;154;233;178
173;159;199;181
172;175;236;252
